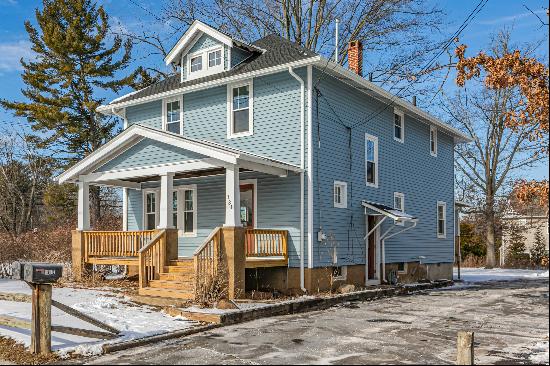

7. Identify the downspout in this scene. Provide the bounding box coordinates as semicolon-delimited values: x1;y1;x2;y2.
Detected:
288;66;307;293
379;220;418;282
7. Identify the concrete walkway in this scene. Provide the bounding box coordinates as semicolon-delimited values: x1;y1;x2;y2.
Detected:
77;279;549;365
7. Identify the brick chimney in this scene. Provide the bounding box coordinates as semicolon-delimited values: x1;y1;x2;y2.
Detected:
348;40;363;77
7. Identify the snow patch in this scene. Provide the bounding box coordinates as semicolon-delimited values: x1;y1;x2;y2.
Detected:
454;268;549;283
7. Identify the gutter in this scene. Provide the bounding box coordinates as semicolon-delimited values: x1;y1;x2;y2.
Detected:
288;66;307;293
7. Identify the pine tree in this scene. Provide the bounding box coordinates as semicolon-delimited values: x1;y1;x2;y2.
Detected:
505;223;527;266
530;228;547;267
0;0;140;224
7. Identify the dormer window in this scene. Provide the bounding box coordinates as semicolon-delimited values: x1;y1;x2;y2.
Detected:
190;55;203;73
208;49;222;67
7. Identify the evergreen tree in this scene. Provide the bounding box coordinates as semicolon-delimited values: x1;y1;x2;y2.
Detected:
0;0;140;223
530;228;547;267
505;223;527;266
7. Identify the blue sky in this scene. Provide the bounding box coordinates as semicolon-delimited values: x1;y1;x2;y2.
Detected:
0;0;548;179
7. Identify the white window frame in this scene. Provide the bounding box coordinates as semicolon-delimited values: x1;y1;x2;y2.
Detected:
397;262;408;274
175;184;197;237
333;181;348;208
393;108;404;143
227;80;254;138
365;133;379;188
187;45;224;79
208;48;222;68
393;192;405;226
162;95;183;134
437;201;447;238
142;185;197;236
332;265;347;281
142;189;159;230
430;126;438;157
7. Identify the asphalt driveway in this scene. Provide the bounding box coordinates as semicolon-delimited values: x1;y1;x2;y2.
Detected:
82;279;549;365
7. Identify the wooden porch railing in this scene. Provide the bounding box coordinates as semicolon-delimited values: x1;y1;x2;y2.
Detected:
83;230;156;261
138;230;167;289
193;227;223;298
245;229;288;259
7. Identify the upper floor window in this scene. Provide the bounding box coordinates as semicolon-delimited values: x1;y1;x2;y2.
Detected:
333;181;348;208
430;126;438;156
394;192;404;212
208;49;222;68
437;201;446;238
163;97;182;134
394;109;404;143
365;133;378;188
228;81;253;137
190;55;203;73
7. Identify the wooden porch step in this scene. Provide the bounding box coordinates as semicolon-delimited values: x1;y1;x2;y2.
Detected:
163;265;194;274
149;280;193;290
159;272;195;282
138;287;194;300
169;259;194;267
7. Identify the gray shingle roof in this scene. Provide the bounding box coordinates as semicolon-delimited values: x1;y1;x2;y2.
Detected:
109;35;318;106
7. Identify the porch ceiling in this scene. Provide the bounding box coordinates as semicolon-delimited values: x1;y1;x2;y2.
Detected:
57;125;302;186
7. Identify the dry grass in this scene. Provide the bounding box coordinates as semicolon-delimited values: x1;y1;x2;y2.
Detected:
0;336;59;365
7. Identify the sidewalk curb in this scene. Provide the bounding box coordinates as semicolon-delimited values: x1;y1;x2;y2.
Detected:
102;280;452;354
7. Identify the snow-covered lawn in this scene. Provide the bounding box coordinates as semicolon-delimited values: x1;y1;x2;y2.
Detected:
454;267;549;283
0;279;196;358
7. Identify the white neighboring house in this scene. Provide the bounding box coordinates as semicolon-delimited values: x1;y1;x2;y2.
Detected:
501;212;549;266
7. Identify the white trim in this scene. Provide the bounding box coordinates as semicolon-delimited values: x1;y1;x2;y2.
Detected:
430;126;438;157
393;108;404;143
437;201;447;239
393;192;405;226
186;45;224;80
143;188;160;230
313;58;472;143
333;181;348;208
227;80;254;138
365;133;379;188
307;65;313;269
122;187;128;231
97;57;321;113
162;95;184;134
240;178;258;228
165;20;233;65
175;184;198;237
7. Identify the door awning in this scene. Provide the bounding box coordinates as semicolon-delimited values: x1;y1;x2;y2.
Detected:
362;200;417;222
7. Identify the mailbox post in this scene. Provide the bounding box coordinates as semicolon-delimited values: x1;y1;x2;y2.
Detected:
12;262;63;355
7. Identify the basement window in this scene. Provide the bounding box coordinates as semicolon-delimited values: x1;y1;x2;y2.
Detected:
332;266;347;281
397;262;407;274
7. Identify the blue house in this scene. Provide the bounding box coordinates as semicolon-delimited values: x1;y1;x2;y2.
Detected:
60;21;469;300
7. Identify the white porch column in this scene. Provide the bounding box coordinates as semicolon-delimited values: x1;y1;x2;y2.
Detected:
122;188;128;231
224;164;241;227
77;181;90;230
158;173;175;229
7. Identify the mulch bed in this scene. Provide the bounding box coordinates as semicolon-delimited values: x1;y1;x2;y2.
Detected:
0;336;59;365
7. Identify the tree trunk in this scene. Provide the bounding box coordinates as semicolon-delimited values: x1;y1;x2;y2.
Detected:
89;185;101;228
485;195;497;268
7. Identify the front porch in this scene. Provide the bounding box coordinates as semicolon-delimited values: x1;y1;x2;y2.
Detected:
62;125;300;300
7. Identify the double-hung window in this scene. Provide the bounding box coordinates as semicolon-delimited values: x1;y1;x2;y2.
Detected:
208;49;222;68
394;109;404;142
190;55;202;73
394;192;405;226
333;181;348;208
182;188;195;234
228;81;253;137
437;201;446;238
430;126;438;156
365;134;378;187
164;97;182;134
144;191;158;230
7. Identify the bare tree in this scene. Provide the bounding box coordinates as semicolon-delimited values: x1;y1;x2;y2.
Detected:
123;0;445;97
0;130;52;238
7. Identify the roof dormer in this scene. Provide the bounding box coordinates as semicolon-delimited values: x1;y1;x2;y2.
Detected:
164;20;262;82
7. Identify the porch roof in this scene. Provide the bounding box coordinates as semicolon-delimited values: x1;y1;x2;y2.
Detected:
57;124;302;184
362;200;417;222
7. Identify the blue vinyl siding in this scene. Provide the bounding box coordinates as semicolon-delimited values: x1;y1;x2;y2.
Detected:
126;172;303;266
126;100;162;129
95;139;205;172
189;34;221;54
311;68;455;267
